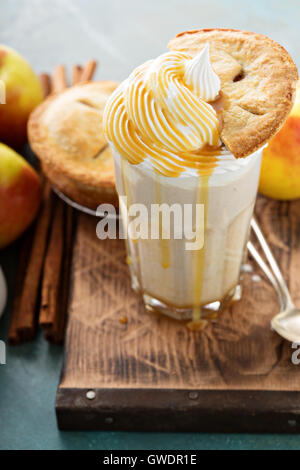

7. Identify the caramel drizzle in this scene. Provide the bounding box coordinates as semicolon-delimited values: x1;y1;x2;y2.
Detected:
105;51;227;323
104;51;221;178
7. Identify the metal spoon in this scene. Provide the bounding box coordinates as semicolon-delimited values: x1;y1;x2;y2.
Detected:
249;218;300;343
247;241;285;311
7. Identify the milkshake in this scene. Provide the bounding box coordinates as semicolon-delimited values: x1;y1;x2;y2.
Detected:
113;147;261;322
103;29;297;324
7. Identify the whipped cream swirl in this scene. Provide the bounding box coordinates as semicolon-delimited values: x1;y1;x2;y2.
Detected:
104;45;221;177
184;44;220;101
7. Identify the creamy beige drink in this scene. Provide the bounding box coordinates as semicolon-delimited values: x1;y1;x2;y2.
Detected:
114;148;261;321
104;44;262;324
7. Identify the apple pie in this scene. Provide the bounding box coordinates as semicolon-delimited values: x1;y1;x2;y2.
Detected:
168;29;298;157
28;81;119;209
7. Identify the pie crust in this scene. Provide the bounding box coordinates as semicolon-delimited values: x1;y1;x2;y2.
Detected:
168;29;298;157
28;81;119;209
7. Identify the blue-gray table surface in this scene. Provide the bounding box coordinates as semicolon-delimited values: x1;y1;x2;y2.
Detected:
1;0;300;450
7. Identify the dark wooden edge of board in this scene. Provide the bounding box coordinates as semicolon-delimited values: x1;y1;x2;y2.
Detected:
56;388;300;432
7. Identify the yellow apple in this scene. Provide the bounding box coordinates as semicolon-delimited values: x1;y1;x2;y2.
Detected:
259;82;300;200
0;143;42;249
0;45;43;149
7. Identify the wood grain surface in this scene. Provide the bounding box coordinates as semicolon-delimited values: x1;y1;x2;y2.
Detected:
56;195;300;431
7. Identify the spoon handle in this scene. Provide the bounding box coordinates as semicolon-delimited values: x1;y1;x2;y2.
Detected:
251;217;294;308
247;241;285;310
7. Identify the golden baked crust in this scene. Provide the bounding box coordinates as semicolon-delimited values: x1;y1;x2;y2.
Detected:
168;29;298;157
28;81;119;209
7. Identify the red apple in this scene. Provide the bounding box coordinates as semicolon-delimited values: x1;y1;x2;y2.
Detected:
0;143;42;249
0;45;43;149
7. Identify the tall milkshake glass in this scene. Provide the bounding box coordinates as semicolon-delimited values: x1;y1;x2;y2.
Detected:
104;46;263;325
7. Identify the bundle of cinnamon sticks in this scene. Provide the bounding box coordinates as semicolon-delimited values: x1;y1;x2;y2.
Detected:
8;60;97;345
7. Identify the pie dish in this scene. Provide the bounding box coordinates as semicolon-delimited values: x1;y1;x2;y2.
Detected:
28;81;119;209
168;29;298;157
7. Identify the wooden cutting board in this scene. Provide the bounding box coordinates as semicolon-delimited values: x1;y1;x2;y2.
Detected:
56;195;300;432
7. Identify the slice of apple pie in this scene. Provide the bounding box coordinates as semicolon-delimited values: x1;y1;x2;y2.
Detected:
168;28;298;157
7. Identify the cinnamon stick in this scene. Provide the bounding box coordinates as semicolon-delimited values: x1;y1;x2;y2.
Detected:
46;204;75;343
47;62;97;341
39;73;51;98
52;65;67;92
72;65;82;85
41;61;98;342
38;65;68;340
39;199;64;331
39;63;85;342
14;182;54;341
80;60;97;81
47;66;83;342
8;229;34;344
